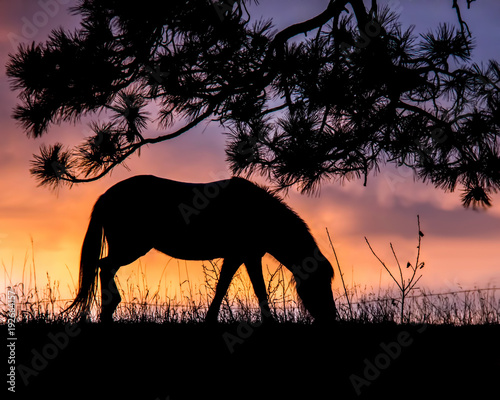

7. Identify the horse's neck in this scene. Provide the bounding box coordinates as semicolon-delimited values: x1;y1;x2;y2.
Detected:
269;230;317;267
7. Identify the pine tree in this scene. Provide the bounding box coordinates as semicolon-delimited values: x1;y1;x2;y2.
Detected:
6;0;500;208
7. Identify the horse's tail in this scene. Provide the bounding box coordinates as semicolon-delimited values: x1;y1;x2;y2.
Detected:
64;199;105;320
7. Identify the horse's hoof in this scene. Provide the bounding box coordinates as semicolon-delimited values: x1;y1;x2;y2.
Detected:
100;315;115;325
204;317;218;326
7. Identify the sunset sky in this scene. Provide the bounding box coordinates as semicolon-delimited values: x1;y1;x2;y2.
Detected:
1;0;499;303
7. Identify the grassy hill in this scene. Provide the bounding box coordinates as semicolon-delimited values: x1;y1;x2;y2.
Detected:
4;320;499;399
2;254;499;399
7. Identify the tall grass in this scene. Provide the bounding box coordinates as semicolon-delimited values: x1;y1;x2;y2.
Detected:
1;253;498;325
334;283;499;325
1;223;499;325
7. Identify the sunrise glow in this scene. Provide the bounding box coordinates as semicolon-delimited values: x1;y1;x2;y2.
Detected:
1;0;499;307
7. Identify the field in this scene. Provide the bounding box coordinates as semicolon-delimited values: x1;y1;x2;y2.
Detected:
2;256;499;399
3;320;499;399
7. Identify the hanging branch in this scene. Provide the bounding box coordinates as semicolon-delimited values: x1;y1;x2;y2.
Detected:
8;1;499;208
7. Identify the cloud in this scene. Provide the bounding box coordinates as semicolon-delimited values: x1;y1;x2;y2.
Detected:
0;1;81;52
1;0;499;293
280;162;500;246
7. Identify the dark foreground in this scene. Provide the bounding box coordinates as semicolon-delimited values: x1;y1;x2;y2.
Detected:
4;321;499;399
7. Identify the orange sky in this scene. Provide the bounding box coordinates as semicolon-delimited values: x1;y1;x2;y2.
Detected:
1;1;499;304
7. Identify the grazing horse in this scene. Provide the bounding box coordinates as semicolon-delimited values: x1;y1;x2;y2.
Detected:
65;175;337;323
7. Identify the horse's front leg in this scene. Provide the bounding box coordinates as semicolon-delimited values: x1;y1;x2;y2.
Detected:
206;258;241;323
245;257;273;323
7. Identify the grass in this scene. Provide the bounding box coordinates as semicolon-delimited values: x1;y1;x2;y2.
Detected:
2;233;499;399
1;219;499;325
1;255;498;325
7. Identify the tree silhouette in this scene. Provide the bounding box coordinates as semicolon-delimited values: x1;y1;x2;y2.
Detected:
6;0;500;208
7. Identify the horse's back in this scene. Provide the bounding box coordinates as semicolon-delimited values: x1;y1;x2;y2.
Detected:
95;175;273;258
101;175;259;205
99;174;301;230
103;174;211;196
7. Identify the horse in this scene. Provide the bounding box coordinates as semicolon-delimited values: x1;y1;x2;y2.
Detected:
65;175;337;323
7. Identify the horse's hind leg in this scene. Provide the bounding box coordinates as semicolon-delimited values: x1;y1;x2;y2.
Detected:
99;257;121;323
98;240;152;323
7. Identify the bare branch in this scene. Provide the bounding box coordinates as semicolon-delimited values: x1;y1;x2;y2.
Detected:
452;0;472;38
364;237;403;292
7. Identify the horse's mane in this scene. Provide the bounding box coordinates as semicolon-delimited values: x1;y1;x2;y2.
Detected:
230;177;312;236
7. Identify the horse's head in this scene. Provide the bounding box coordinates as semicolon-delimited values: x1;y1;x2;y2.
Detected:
290;248;337;323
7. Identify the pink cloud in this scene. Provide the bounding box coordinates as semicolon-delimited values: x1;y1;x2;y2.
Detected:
1;1;499;299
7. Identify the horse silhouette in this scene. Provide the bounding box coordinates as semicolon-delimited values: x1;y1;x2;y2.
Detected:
66;175;337;323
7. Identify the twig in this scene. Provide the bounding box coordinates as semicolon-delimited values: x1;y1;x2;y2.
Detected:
365;237;402;292
390;243;404;288
365;215;426;323
326;227;353;320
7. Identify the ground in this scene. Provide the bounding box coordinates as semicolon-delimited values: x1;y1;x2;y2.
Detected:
4;321;499;399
